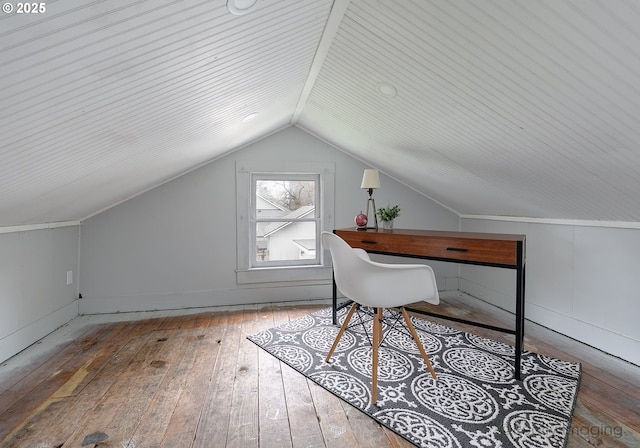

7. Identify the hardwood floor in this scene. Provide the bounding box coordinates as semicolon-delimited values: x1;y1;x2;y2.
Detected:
0;292;638;447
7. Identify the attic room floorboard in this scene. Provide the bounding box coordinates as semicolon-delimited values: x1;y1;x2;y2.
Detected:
0;292;638;448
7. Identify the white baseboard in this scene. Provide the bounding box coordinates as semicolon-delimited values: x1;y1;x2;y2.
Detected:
458;278;515;313
458;279;639;366
0;300;79;363
78;284;333;314
440;276;459;291
525;302;640;366
79;278;461;315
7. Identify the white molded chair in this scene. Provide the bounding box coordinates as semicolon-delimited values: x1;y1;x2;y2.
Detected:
322;231;439;405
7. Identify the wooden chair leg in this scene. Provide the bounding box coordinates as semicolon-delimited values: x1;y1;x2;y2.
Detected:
401;308;437;379
371;307;383;405
325;302;359;362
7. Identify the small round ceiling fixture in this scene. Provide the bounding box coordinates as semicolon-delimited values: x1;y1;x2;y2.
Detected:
242;112;259;122
375;82;398;98
227;0;258;16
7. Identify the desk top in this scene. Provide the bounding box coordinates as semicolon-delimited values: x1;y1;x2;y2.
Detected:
335;227;525;267
336;228;525;242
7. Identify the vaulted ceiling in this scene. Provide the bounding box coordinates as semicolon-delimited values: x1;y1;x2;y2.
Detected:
2;0;640;227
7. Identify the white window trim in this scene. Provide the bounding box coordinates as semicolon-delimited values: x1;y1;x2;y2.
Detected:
236;160;334;284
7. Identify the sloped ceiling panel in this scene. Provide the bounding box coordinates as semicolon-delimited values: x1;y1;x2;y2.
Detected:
2;0;640;227
0;0;333;226
298;0;640;221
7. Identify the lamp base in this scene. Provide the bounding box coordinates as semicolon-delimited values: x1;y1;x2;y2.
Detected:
364;197;378;230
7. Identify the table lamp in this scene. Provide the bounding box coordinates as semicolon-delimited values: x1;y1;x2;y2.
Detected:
360;169;380;229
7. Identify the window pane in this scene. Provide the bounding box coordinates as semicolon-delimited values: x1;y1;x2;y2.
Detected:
252;176;319;266
256;221;317;262
255;180;316;213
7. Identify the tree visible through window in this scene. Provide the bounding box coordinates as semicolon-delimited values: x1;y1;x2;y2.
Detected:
251;174;320;267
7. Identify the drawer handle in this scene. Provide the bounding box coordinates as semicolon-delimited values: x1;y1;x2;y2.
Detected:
361;240;377;244
446;247;469;252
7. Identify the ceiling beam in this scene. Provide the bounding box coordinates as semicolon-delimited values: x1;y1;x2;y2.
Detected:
290;0;351;124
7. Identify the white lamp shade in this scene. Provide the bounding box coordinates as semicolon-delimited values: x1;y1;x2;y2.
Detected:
361;169;381;189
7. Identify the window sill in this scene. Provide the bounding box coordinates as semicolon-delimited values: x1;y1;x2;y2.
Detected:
236;265;333;285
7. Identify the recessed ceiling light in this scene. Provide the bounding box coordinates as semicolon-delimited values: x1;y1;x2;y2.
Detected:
242;112;259;122
227;0;258;16
376;82;397;98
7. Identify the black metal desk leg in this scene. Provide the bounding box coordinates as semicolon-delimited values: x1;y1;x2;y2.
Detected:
332;271;337;325
515;242;525;380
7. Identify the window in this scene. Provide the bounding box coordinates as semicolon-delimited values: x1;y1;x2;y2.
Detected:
236;161;334;284
251;174;320;267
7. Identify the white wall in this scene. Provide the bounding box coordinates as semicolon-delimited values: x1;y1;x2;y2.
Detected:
5;128;636;368
0;225;79;363
460;217;640;366
78;126;459;314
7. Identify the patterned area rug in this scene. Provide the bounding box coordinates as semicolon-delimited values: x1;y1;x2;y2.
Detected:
248;306;581;448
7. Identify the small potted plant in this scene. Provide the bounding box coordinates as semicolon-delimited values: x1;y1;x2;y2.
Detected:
376;204;400;229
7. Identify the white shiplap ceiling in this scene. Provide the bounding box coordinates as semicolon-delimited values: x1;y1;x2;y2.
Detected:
2;0;640;227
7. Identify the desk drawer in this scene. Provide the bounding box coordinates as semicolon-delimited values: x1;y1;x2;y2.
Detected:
336;230;519;267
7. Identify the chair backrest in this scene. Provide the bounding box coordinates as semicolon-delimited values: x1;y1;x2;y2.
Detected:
322;231;439;308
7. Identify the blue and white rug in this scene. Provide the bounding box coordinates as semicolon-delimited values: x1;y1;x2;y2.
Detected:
248;306;581;448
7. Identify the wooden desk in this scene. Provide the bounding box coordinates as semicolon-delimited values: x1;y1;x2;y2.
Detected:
332;227;527;380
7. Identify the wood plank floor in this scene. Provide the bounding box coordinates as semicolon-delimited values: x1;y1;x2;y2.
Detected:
0;292;638;447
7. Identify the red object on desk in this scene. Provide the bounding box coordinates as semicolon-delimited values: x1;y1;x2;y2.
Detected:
354;212;368;227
